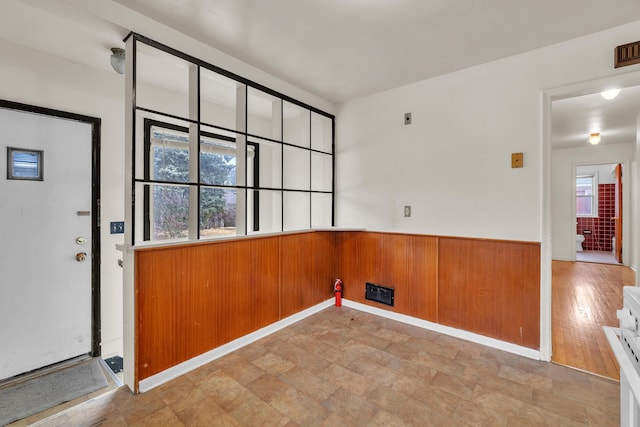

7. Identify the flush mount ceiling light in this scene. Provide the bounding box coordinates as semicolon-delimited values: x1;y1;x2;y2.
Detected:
589;132;601;145
600;89;621;100
110;48;125;75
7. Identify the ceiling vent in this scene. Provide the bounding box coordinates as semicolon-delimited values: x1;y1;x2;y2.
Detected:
615;40;640;68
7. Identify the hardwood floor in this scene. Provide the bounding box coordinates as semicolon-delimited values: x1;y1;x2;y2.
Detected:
552;260;635;380
31;306;619;426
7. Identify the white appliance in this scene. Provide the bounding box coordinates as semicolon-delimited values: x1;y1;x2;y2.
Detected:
604;286;640;426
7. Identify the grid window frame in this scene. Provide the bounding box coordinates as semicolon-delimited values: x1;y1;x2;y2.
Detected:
127;33;334;245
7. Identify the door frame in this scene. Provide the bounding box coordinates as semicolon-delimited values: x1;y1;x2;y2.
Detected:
0;99;101;358
541;71;640;362
570;161;629;263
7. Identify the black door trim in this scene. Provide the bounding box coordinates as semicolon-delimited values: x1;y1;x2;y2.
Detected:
0;99;102;358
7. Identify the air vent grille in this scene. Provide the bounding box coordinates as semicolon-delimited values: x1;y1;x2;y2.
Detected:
615;41;640;68
365;282;394;306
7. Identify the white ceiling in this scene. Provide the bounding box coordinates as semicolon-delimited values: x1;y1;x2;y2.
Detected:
3;0;640;148
109;0;640;104
552;85;640;150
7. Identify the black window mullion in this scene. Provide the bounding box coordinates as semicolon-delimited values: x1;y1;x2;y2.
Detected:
196;65;201;240
129;33;334;243
131;38;137;246
331;118;335;227
308;110;312;228
280;100;284;232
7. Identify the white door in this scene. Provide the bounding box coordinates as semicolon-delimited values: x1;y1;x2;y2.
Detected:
0;106;94;380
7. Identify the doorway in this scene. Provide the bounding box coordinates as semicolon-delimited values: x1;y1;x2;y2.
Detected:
575;163;622;265
547;81;639;375
0;100;101;381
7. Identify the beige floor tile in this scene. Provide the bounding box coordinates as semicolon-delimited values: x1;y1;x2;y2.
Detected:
23;307;621;427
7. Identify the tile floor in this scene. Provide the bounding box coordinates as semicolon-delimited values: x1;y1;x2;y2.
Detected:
35;307;619;426
576;250;619;265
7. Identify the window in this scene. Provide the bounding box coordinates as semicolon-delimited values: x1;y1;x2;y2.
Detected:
129;34;334;245
143;120;255;242
7;147;43;181
576;174;597;217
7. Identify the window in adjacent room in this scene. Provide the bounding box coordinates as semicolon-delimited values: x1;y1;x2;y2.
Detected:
576;174;597;217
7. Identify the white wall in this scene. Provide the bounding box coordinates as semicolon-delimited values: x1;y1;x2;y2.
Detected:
336;19;640;359
635;114;640;282
0;39;125;357
335;20;640;244
551;144;634;262
0;4;336;360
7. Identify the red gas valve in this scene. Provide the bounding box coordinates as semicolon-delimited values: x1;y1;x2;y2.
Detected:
334;279;343;307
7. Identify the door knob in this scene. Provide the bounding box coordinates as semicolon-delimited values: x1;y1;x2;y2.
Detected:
76;252;87;262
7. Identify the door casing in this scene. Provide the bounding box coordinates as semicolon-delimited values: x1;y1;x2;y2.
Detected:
0;99;101;359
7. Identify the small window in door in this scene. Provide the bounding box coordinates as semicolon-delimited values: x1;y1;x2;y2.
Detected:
7;147;43;181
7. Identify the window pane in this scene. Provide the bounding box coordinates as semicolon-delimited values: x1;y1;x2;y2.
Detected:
283;191;310;231
283;101;310;148
249;137;282;189
248;190;282;234
576;196;593;216
283;146;310;190
312;193;332;228
248;88;281;140
136;43;191;119
576;177;593;196
311;152;332;192
311;112;333;153
576;175;595;216
200;187;239;238
146;183;190;241
200;69;240;131
150;125;190;183
200;135;236;186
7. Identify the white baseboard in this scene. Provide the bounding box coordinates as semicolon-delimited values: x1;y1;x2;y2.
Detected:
138;298;334;393
342;299;541;360
139;296;541;392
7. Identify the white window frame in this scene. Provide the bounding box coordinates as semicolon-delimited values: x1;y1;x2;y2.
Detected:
576;173;598;218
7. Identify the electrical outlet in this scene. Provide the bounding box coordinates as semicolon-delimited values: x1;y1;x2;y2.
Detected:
404;112;412;125
110;221;125;234
404;205;411;217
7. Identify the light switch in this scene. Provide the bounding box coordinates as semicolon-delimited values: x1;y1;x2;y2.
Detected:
511;152;523;168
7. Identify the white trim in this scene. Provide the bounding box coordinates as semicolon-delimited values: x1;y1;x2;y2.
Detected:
342;300;541;360
138;298;334;392
139;295;545;392
604;327;640;394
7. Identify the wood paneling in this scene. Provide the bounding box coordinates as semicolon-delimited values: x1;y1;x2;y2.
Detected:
335;232;438;322
438;237;540;349
135;230;542;386
136;236;281;380
280;232;335;318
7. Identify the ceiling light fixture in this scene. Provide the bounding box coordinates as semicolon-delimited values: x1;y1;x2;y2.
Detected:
110;48;125;75
589;132;601;145
600;89;620;100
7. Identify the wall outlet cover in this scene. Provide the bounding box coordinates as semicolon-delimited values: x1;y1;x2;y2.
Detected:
110;221;125;234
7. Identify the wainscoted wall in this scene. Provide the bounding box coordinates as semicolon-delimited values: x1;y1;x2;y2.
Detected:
134;230;540;385
577;183;616;251
334;232;540;349
437;237;540;348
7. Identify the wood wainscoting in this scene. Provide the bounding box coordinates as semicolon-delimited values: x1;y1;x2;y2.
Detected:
134;230;540;386
334;232;438;322
135;233;334;382
334;232;540;349
438;237;540;349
